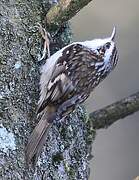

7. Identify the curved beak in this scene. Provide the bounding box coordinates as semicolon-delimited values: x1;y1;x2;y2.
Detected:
110;27;116;41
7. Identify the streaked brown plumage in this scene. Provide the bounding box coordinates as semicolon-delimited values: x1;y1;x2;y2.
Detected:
25;27;118;164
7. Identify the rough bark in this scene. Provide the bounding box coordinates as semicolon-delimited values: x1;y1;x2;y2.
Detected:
0;0;94;179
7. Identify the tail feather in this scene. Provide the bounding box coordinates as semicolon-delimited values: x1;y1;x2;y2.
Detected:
25;108;52;164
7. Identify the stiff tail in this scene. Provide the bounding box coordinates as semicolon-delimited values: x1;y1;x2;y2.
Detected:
25;108;52;165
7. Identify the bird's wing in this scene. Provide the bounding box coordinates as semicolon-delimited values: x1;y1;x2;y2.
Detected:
37;43;76;114
37;43;99;114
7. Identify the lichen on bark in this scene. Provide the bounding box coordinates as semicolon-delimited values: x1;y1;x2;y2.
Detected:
0;0;94;179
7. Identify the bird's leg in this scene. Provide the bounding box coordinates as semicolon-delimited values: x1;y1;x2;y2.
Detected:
55;94;85;120
38;24;51;61
46;95;80;123
55;93;89;120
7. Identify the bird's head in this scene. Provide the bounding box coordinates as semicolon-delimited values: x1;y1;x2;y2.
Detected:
81;27;118;73
94;27;118;69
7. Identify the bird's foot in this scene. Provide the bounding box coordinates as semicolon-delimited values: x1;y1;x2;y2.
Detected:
37;23;51;61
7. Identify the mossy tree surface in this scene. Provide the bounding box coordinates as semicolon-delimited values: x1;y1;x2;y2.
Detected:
0;0;94;179
46;0;94;29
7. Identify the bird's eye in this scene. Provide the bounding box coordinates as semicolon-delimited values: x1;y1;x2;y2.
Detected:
105;42;111;49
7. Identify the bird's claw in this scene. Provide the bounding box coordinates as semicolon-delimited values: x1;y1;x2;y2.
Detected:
37;23;51;61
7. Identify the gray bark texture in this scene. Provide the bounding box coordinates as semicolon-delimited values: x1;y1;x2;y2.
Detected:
0;0;94;179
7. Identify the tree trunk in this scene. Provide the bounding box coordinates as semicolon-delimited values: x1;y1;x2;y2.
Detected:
0;1;94;179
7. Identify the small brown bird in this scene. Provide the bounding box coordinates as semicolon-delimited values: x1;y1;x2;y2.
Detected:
26;27;118;164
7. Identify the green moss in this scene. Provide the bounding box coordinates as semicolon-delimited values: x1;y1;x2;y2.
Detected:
64;162;76;180
46;0;92;28
68;167;76;179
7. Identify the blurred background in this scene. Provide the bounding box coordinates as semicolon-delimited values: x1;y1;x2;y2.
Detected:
70;0;139;179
